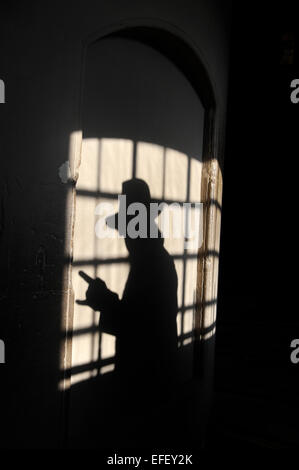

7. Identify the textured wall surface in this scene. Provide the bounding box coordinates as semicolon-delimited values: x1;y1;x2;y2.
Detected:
0;0;231;448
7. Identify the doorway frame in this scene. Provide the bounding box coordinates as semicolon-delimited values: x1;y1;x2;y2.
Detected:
62;17;224;443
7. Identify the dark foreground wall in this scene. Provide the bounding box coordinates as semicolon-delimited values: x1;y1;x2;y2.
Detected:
210;1;299;449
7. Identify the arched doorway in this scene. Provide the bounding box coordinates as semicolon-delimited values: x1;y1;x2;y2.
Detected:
66;26;217;448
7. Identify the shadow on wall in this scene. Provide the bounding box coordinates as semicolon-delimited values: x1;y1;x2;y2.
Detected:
66;153;207;448
0;12;226;449
61;33;219;448
71;177;180;447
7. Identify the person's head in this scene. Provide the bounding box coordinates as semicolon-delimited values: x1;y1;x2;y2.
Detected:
106;178;162;254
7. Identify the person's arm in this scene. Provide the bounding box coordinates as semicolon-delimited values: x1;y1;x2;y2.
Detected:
76;270;121;335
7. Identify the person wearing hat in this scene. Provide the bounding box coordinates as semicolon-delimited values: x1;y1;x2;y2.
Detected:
77;178;178;409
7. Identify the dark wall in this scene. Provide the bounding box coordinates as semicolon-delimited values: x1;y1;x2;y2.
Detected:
210;0;299;448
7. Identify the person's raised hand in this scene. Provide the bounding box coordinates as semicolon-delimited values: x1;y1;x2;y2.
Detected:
76;270;108;311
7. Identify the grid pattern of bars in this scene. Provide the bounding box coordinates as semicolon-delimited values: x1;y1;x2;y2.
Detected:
70;137;202;384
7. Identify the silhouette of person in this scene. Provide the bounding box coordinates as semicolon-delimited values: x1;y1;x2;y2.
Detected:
77;178;178;408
